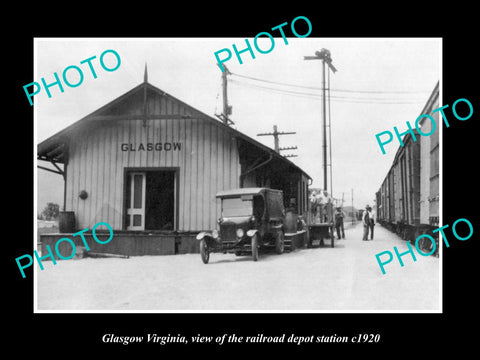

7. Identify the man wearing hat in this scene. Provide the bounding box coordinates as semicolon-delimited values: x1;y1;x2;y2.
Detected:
362;205;371;240
334;206;346;239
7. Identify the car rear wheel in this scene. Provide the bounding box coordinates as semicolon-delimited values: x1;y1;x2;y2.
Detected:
251;234;259;261
275;232;284;254
200;239;209;264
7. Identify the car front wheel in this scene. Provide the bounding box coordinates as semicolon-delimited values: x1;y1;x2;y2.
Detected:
251;234;259;261
275;232;284;254
200;239;210;264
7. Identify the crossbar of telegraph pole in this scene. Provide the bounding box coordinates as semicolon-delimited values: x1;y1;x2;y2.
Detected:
257;125;296;153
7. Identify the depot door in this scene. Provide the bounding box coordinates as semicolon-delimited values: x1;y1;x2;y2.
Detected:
126;172;146;230
125;170;176;231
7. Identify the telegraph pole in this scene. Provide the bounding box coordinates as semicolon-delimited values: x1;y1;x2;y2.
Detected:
222;64;232;124
215;64;234;126
257;125;296;153
304;49;337;194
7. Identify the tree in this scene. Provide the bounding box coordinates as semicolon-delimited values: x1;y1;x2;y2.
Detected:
41;202;59;220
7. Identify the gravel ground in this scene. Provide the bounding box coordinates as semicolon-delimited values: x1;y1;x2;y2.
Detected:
36;223;440;312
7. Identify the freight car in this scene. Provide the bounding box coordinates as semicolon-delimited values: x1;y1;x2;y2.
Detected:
376;82;440;255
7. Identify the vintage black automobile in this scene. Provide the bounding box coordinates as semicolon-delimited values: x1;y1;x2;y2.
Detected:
196;188;285;263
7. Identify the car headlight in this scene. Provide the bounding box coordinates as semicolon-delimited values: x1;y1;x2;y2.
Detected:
212;229;219;239
236;228;245;238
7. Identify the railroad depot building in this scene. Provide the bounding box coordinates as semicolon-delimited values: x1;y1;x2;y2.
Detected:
38;75;311;256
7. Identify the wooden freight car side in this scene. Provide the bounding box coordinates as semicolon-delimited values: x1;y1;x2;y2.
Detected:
418;81;440;228
382;179;387;222
382;126;421;238
395;131;421;238
388;168;395;224
375;81;439;253
408;140;421;227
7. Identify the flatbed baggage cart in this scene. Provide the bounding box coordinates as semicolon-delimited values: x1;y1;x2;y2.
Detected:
307;222;335;248
306;193;335;248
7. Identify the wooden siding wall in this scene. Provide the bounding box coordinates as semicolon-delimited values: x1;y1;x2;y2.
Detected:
65;96;241;232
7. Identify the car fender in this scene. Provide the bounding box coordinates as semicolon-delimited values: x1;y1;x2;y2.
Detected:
196;231;211;241
246;229;259;237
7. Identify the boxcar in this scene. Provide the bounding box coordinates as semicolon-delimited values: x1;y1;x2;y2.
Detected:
376;82;439;255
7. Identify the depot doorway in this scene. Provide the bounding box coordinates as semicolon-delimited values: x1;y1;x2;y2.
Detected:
124;169;178;231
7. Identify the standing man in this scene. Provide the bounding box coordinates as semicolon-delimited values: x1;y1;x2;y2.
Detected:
362;205;370;241
334;207;345;239
316;190;327;222
309;191;318;224
368;206;375;240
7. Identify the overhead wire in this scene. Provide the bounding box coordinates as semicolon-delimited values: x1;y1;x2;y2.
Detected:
230;71;432;95
229;78;425;104
229;71;429;104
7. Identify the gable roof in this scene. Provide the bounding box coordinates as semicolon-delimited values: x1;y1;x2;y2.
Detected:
37;80;311;180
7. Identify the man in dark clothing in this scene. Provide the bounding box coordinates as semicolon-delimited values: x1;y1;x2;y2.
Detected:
368;206;375;240
362;205;370;240
334;207;345;239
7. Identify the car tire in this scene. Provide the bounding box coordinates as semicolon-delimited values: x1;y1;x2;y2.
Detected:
251;234;259;261
200;239;209;264
275;232;284;254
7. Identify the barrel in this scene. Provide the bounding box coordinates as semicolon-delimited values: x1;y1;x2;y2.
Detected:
58;211;75;233
284;208;298;233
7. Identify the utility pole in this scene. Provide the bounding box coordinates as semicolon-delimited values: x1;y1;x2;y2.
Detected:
328;68;333;200
143;63;148;128
304;49;337;194
222;64;232;124
257;125;297;154
215;64;234;126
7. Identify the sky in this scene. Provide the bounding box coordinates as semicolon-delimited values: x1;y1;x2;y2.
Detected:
35;37;441;213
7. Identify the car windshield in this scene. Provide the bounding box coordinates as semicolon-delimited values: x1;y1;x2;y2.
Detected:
222;197;253;217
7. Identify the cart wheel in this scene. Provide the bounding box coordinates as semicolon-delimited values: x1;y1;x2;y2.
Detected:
416;231;436;255
251;234;259;261
330;226;335;248
200;239;209;264
417;236;432;254
275;232;284;254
